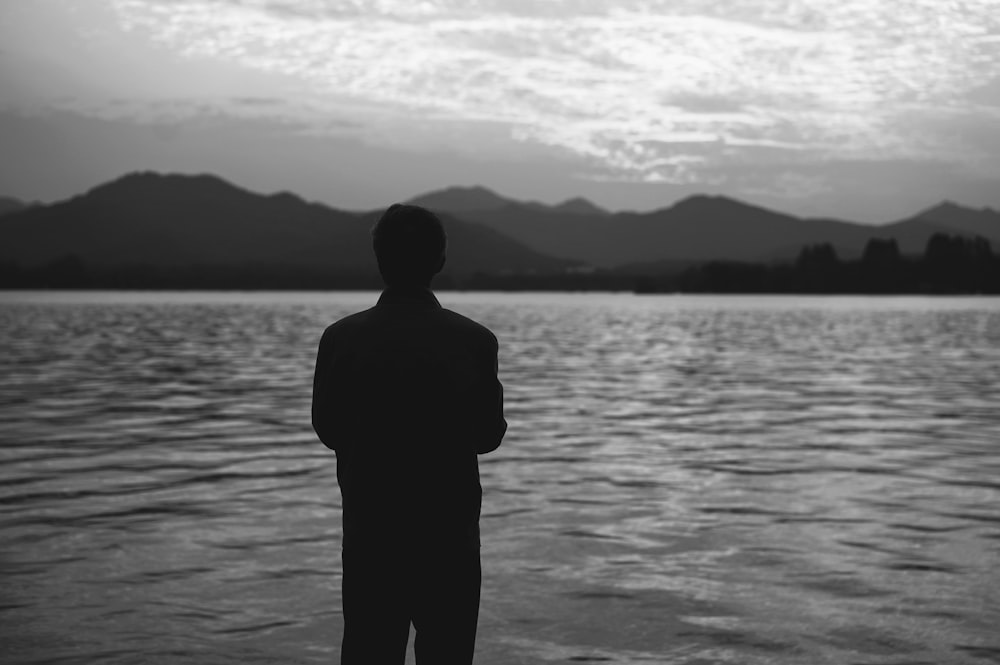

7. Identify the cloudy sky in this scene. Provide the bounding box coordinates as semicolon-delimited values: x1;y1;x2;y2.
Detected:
1;0;998;221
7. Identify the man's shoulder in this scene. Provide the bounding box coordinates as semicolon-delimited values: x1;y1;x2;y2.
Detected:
320;302;498;349
439;308;499;346
321;307;376;340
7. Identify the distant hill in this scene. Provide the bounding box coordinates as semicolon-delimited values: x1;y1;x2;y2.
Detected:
3;173;996;289
407;185;520;214
0;196;28;217
548;197;609;217
416;193;1000;268
0;172;575;282
409;185;608;217
908;201;1000;240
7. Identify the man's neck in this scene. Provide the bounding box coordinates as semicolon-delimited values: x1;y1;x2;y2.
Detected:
377;286;441;308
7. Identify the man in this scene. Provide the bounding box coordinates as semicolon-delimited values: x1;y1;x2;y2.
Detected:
311;203;506;664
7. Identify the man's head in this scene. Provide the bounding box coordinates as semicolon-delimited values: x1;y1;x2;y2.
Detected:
371;204;447;288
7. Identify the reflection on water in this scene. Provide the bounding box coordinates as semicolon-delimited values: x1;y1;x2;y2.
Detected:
1;291;999;664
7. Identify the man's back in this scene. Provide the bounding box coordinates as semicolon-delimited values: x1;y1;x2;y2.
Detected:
312;204;504;664
312;287;506;550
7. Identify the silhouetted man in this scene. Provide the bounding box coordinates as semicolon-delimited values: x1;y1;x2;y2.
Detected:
312;203;506;664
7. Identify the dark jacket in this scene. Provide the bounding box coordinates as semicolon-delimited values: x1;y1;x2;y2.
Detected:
312;287;506;550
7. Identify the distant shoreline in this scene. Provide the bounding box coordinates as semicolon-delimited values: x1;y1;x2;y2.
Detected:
2;286;998;296
3;233;999;296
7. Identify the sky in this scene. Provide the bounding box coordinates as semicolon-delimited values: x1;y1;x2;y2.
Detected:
1;0;999;222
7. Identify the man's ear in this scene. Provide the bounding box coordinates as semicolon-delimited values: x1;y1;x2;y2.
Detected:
434;253;446;275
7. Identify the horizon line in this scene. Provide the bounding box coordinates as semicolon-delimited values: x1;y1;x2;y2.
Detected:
3;168;996;226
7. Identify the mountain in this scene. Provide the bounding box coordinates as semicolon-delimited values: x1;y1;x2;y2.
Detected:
549;197;609;216
409;185;608;217
907;201;1000;240
407;185;520;213
422;193;999;269
4;173;995;287
0;172;575;281
414;194;835;267
0;196;28;217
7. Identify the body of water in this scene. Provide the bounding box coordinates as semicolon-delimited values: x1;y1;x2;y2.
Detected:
1;291;999;664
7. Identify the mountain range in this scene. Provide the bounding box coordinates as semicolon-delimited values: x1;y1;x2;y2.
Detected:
1;172;997;284
408;186;1000;269
0;196;31;217
0;173;573;280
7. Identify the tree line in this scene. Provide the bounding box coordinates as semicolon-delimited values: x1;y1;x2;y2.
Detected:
635;234;1000;294
2;233;997;293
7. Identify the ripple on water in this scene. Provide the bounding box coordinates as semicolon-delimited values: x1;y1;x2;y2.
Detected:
1;292;999;664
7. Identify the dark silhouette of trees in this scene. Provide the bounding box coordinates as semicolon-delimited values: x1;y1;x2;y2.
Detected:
795;243;841;292
923;234;995;293
859;238;906;292
675;262;777;293
657;234;999;294
2;234;997;294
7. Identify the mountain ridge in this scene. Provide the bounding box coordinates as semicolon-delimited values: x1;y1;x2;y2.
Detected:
909;200;1000;241
413;185;999;267
0;196;31;217
2;171;997;279
0;172;575;279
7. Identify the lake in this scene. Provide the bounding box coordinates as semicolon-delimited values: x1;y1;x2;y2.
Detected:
1;291;999;664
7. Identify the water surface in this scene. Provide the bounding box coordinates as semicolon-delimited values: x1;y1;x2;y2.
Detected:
1;291;999;664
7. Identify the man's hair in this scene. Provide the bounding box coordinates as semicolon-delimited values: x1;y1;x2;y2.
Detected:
371;204;447;287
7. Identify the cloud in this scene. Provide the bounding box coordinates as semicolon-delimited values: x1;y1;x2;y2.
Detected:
62;0;1000;184
738;171;834;202
968;76;1000;107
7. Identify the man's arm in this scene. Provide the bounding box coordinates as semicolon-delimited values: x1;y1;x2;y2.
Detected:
476;334;506;454
311;327;338;451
